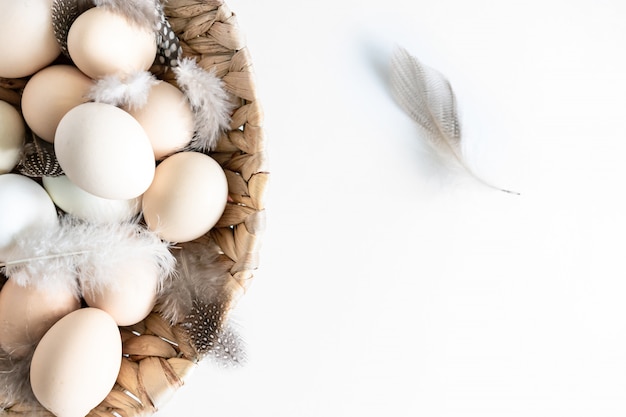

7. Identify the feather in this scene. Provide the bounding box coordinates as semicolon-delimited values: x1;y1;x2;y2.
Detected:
390;46;518;194
155;0;183;68
174;58;234;152
0;346;38;410
86;71;159;110
17;132;64;178
93;0;161;30
180;300;247;367
0;216;175;298
155;236;246;364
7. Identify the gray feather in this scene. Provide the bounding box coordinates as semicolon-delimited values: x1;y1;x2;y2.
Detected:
0;347;38;411
155;236;246;365
390;46;518;194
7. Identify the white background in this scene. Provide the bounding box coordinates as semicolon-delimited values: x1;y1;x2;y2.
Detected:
159;1;626;416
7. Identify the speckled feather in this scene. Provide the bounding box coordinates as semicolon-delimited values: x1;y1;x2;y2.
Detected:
182;300;246;366
155;237;246;365
17;133;64;178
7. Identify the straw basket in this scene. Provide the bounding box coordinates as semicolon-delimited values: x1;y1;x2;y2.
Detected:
0;0;267;415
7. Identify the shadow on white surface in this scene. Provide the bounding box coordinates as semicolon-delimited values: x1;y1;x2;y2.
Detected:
158;1;626;416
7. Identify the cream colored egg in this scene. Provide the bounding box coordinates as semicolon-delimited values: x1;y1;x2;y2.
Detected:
0;0;61;78
43;175;142;223
55;102;155;200
0;278;80;358
0;174;58;260
143;152;228;243
67;7;157;79
83;258;160;326
30;308;122;417
21;65;94;143
0;100;25;173
126;81;195;160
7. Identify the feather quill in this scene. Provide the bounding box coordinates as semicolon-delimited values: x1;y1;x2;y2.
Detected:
0;216;175;298
390;46;518;194
86;71;159;110
155;236;246;365
174;58;234;152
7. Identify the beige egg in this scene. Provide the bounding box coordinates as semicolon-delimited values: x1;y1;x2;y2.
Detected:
83;258;160;326
30;308;122;417
68;7;157;79
55;102;155;200
0;0;60;78
0;278;80;358
21;65;94;143
0;174;58;260
0;100;25;174
43;175;142;223
143;152;228;243
126;81;195;160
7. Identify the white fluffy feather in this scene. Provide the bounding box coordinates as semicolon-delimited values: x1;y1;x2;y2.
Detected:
0;216;176;297
94;0;160;30
87;71;159;110
174;58;234;152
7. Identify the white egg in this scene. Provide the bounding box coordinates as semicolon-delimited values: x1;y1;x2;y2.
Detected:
125;81;195;160
21;65;95;143
0;174;58;260
0;279;80;358
0;0;61;78
30;308;122;417
67;7;157;79
43;175;142;223
83;258;160;326
54;102;155;200
0;100;25;174
142;152;228;243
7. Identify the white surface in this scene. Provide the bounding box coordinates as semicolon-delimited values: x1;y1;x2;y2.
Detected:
158;1;626;416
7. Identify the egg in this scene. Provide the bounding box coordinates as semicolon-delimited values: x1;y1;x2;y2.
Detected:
0;278;80;358
0;0;61;78
67;7;157;79
21;65;95;143
0;174;58;260
125;81;195;160
0;100;25;174
30;308;122;417
43;175;142;223
143;152;228;243
83;258;161;326
55;102;155;200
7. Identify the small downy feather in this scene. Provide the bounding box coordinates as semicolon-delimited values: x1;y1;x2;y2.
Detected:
86;70;159;110
390;46;518;194
155;236;246;365
0;347;37;410
17;132;64;178
174;58;234;152
93;0;160;30
0;216;175;298
181;300;247;367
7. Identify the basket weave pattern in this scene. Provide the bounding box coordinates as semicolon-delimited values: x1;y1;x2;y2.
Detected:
0;0;266;415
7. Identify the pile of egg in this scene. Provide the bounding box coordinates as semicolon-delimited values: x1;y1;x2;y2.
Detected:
0;1;229;416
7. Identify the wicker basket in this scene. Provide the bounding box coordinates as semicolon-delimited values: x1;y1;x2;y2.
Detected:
0;0;267;415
